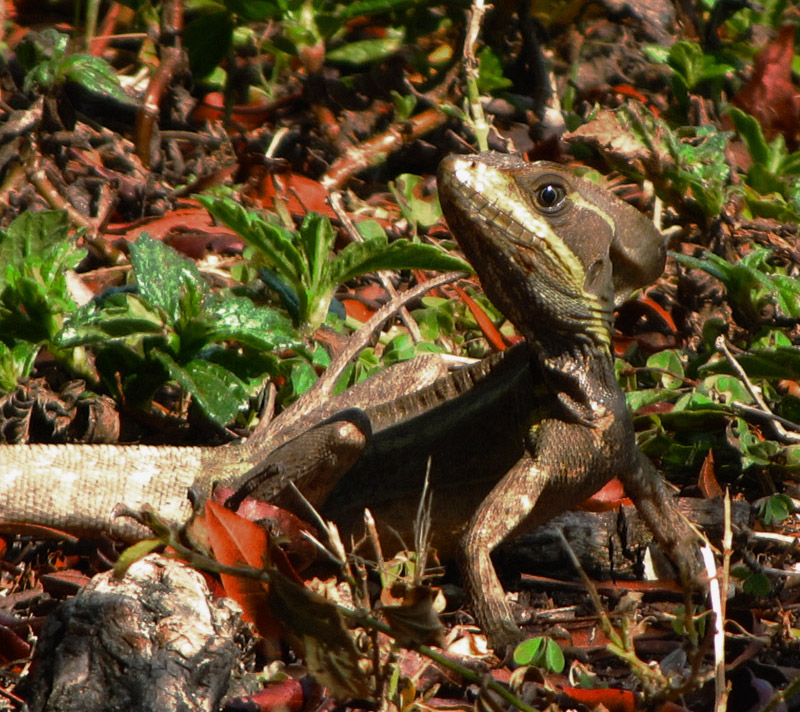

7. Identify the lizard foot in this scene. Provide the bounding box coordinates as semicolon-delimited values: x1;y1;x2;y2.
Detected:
484;619;525;659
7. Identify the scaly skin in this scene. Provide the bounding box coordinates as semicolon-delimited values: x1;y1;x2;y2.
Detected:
0;153;701;651
438;153;700;648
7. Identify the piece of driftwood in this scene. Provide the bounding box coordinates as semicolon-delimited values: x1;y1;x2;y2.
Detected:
23;555;246;712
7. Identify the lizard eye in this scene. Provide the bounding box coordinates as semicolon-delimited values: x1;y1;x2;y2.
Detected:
535;183;566;211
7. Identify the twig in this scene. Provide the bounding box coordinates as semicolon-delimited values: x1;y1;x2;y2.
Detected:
135;0;186;168
320;108;448;190
704;528;726;712
717;492;732;709
254;270;464;443
462;0;490;151
559;529;711;701
715;336;800;444
328;190;423;342
29;161;97;235
265;126;291;159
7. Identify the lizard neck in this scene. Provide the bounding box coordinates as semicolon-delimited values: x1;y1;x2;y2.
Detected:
536;339;624;427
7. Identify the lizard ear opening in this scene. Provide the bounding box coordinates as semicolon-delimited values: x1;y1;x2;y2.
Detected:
583;258;615;309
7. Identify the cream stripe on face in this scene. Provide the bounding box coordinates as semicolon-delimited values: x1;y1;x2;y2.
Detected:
570;193;616;235
451;159;586;292
450;157;611;347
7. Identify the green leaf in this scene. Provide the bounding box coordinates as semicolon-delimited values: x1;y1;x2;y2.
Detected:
646;350;684;389
330;238;470;286
759;493;793;525
154;351;247;426
199;196;308;289
0;341;39;392
626;388;679;413
700;374;752;405
390;174;442;229
391;90;416;122
477;46;512;93
58;54;130;104
0;210;82;289
201;293;300;352
512;637;565;673
114;539;164;577
356;220;388;241
383;332;416;365
327;36;403;65
58;293;166;347
297;213;335;295
288;358;317;398
183;8;236;78
544;638;565;673
666;41;734;91
0;210;85;354
643;45;670;63
129;234;207;327
513;637;545;666
727;107;771;170
742;571;771;597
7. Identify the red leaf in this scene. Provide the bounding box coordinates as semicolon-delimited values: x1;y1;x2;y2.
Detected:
213;487;320;572
105;203;243;256
732;25;799;149
561;685;637;712
697;449;723;499
638;295;678;333
778;379;800;398
250;172;336;218
0;624;31;664
205;500;280;641
226;677;322;712
453;284;507;351
580;477;632;512
192;91;272;130
341;283;388;322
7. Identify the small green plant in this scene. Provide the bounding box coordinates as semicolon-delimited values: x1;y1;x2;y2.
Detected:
476;46;513;94
645;40;736;112
184;0;430;92
512;636;565;673
199;196;470;333
16;28;131;105
758;492;793;525
727;107;800;221
731;565;771;597
58;234;301;426
672;247;800;327
583;107;733;223
389;174;444;238
0;211;91;390
670;604;708;641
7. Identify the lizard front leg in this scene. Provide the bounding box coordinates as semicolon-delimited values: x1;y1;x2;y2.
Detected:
459;415;625;651
620;451;705;590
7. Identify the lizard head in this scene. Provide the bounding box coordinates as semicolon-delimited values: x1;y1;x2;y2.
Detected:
437;152;665;351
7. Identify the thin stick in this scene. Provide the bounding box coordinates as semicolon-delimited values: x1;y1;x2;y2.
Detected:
328;190;423;342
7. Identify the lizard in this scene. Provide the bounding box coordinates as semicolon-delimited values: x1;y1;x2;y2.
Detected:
0;152;702;649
